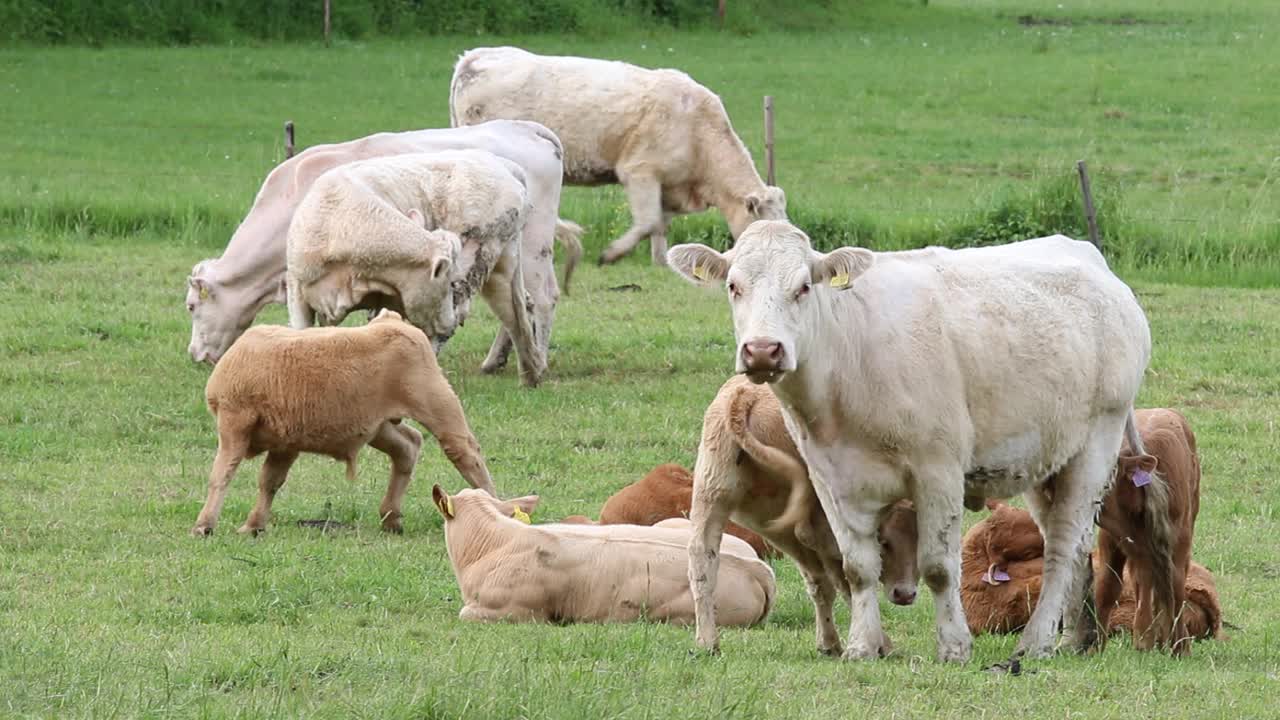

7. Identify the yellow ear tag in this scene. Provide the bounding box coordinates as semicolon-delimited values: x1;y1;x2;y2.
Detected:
199;287;210;300
828;272;850;289
445;497;454;516
512;506;532;524
692;263;709;281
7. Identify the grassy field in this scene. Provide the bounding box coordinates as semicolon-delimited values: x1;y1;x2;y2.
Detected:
3;0;1280;717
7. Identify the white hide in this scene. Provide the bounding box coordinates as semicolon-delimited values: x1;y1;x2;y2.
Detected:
286;150;546;386
186;120;578;372
449;46;786;265
668;223;1151;663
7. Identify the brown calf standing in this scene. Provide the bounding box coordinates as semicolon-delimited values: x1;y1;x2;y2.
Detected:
1096;408;1201;655
1103;561;1224;641
193;309;495;536
686;375;919;657
599;464;777;559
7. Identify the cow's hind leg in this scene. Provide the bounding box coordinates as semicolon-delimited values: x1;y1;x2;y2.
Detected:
1020;415;1126;658
370;420;424;533
913;462;972;663
600;175;663;266
481;329;513;374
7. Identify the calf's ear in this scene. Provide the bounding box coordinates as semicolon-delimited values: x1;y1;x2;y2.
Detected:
667;244;731;286
432;484;454;520
812;246;874;290
500;495;540;520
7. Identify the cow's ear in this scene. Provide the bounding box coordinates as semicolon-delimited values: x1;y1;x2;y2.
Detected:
668;244;731;286
432;484;454;520
406;208;426;227
812;247;874;290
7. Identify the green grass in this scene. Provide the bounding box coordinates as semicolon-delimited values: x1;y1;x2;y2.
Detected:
2;0;1279;281
3;235;1280;718
4;0;1280;716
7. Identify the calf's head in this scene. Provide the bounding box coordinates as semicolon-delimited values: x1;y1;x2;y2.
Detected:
668;220;874;383
725;187;788;238
432;485;540;525
879;500;920;606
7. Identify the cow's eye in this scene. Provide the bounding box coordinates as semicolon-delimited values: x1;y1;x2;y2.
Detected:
186;302;195;313
727;282;740;299
795;283;811;300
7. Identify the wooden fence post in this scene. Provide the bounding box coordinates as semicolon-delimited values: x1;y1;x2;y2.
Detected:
284;121;296;160
717;0;726;27
1076;159;1100;251
763;95;775;186
323;0;332;46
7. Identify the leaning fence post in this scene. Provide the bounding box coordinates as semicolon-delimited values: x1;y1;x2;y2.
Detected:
1076;159;1100;251
284;121;296;160
323;0;332;46
763;95;775;186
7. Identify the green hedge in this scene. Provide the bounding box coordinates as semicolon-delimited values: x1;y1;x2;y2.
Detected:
0;0;775;44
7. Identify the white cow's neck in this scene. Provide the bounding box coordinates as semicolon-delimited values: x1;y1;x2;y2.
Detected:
772;288;870;431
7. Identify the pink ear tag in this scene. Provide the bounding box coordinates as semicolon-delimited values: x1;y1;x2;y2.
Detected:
981;565;1010;585
1131;470;1152;488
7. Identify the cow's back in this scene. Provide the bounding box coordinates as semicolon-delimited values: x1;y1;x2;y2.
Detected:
849;239;1150;482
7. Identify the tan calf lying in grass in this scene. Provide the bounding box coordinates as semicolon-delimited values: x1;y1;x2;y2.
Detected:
192;310;495;536
435;486;775;626
686;375;919;657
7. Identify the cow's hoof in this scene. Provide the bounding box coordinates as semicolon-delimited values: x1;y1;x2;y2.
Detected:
237;524;264;536
190;525;213;537
817;643;844;658
842;642;886;661
936;640;972;664
381;522;404;535
598;250;624;266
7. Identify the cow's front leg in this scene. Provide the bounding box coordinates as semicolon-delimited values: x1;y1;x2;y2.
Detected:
839;511;890;660
913;466;972;663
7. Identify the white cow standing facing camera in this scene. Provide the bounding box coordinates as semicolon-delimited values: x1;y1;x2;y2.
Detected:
668;221;1152;663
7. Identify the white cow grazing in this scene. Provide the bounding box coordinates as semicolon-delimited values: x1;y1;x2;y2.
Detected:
286;149;545;386
668;222;1151;663
449;46;786;267
186;120;582;373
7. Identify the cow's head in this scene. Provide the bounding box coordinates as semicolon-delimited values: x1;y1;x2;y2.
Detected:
404;219;464;353
668;220;874;383
186;260;284;365
878;500;920;606
725;186;788;238
432;485;540;524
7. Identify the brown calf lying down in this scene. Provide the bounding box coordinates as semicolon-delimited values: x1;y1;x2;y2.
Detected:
1096;408;1201;654
596;463;776;559
686;375;919;656
963;502;1223;643
192;310;495;536
435;486;775;626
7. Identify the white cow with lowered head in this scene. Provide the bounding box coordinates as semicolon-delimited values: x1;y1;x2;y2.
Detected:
668;221;1151;663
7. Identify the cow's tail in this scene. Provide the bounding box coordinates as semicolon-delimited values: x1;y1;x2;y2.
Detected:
1127;409;1179;648
554;219;584;295
726;385;812;534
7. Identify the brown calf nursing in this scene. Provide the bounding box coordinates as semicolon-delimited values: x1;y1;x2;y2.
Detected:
959;500;1047;635
1095;408;1202;654
686;375;919;656
192;310;495;536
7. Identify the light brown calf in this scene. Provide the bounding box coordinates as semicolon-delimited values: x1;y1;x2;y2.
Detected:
687;375;919;656
1096;408;1201;654
192;310;495;536
599;463;776;559
435;486;774;626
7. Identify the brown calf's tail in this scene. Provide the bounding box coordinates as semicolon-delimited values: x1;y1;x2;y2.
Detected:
726;384;812;534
